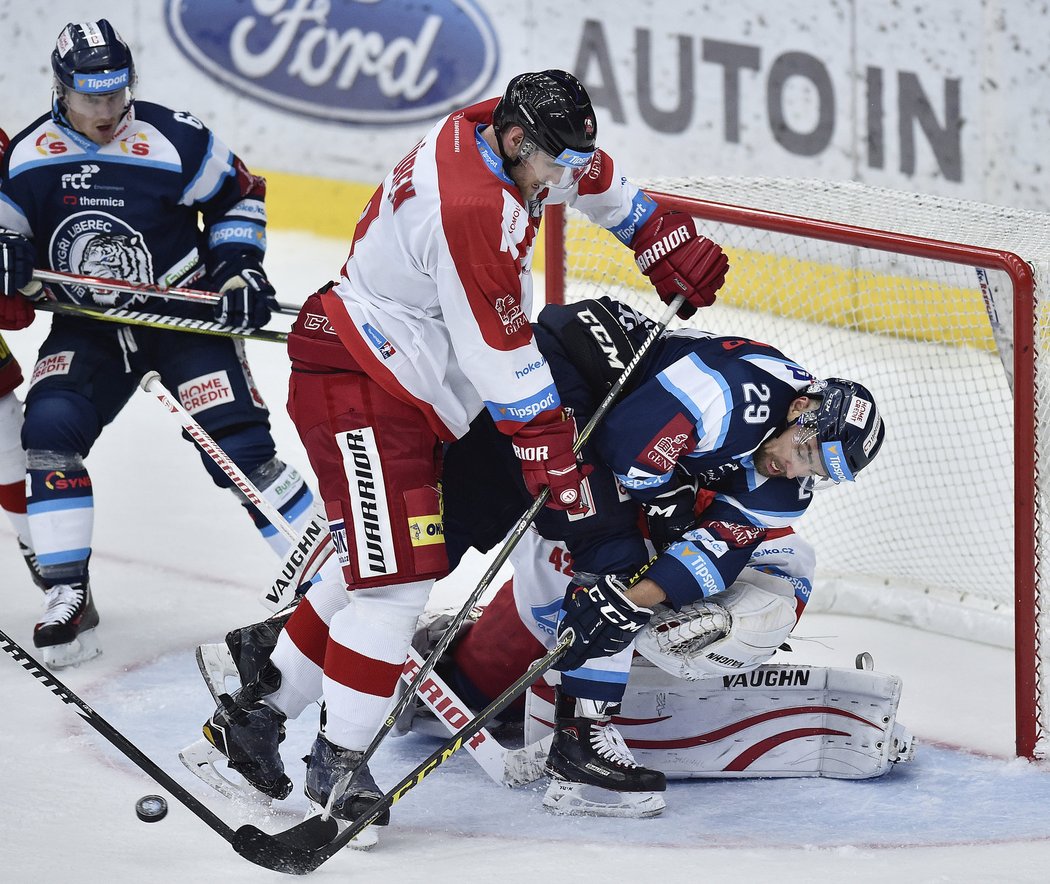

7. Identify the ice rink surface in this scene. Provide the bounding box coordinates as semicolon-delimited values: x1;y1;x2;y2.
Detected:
2;232;1049;882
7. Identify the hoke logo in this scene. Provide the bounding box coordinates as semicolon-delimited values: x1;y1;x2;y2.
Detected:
166;0;499;124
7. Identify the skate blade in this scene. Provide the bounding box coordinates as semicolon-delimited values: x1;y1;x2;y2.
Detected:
179;738;275;805
40;628;102;670
542;779;666;818
306;801;379;850
196;642;240;703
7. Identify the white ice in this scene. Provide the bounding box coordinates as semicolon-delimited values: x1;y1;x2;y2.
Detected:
2;232;1049;883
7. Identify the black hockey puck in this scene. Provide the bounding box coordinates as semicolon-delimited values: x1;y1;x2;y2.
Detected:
135;794;168;823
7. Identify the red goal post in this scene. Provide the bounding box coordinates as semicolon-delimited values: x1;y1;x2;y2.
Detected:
542;177;1047;758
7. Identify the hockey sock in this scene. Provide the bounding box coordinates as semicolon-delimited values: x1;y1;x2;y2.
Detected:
26;449;93;585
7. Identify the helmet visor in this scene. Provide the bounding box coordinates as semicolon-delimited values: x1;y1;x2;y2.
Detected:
520;139;594;190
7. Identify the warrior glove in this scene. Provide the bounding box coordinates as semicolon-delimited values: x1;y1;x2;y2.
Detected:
632;211;729;319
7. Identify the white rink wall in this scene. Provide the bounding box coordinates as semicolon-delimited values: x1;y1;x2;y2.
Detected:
1;0;1048;210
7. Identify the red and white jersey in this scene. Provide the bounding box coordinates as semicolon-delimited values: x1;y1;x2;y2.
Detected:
321;97;657;441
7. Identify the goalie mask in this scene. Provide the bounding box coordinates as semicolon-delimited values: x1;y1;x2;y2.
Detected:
493;70;597;189
796;378;885;488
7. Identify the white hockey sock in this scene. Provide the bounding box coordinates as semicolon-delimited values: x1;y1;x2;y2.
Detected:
321;580;432;750
0;392;28;543
266;568;352;719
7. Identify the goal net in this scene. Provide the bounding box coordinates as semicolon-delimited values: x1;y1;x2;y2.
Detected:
542;177;1050;758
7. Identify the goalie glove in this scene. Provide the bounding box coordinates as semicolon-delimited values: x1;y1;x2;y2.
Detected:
208;251;278;330
632;211;729;319
555;575;653;672
512;408;593;512
642;475;701;551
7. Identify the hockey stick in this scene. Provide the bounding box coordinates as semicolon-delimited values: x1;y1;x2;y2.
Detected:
231;631;573;874
34;268;300;315
139;370;335;611
316;293;685;822
35;300;290;344
0;625;237;846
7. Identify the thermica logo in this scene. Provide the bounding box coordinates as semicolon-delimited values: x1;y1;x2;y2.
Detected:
166;0;499;124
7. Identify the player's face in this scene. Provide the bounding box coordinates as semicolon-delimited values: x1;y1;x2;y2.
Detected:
63;88;128;145
753;421;831;482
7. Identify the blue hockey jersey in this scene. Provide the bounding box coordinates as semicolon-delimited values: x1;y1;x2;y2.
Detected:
592;326;819;609
0;100;266;317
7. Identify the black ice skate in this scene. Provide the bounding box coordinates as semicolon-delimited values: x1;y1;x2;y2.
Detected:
304;733;388;849
33;581;101;669
19;539;47;592
195;604;295;703
544;694;667;818
192;690;293;802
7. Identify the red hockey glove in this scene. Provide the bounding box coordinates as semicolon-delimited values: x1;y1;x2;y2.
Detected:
633;211;729;319
0;292;36;330
512;408;593;512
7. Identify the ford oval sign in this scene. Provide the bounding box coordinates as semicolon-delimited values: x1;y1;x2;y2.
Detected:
166;0;499;124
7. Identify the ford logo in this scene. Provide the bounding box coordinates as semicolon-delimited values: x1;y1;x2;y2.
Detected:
165;0;499;124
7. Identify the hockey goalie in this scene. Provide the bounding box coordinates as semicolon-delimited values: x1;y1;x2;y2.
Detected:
403;526;915;812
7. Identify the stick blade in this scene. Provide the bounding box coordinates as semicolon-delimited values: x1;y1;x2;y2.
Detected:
232;817;339;875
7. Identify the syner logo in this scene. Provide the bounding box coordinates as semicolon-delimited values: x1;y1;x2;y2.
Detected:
166;0;498;124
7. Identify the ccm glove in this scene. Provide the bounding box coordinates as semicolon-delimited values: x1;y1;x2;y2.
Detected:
632;211;729;318
642;475;700;551
556;575;653;671
512;408;593;512
0;230;35;297
209;252;277;330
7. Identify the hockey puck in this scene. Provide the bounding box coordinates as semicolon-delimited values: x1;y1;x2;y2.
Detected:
135;795;168;823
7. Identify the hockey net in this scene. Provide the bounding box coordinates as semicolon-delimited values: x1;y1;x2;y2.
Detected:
542;177;1050;758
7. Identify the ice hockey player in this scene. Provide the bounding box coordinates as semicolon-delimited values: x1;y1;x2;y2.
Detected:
0;126;44;589
192;71;730;838
0;20;317;668
404;296;888;817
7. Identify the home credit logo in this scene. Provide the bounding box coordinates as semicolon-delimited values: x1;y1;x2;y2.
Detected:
166;0;498;124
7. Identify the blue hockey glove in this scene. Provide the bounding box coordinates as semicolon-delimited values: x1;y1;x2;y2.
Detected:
555;575;653;672
0;230;35;297
208;252;277;330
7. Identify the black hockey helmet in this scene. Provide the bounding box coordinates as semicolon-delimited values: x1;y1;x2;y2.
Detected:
493;70;596;180
52;19;135;95
799;378;885;483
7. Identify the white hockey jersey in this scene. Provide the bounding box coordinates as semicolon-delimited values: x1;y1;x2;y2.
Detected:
320;97;658;440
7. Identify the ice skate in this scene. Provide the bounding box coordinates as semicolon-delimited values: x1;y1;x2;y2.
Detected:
544;697;667;818
191;690;293;802
19;539;47;592
33;581;101;669
196;606;294;703
304;733;388;850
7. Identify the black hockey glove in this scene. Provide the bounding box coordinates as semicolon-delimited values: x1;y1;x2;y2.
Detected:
643;475;700;551
0;230;35;297
209;252;277;330
555;575;653;672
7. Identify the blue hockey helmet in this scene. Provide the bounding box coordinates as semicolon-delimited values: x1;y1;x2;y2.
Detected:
52;19;135;95
798;378;885;484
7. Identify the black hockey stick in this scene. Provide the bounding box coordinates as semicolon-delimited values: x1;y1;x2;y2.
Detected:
314;292;685;822
0;626;237;845
231;631;573;874
34;300;290;344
